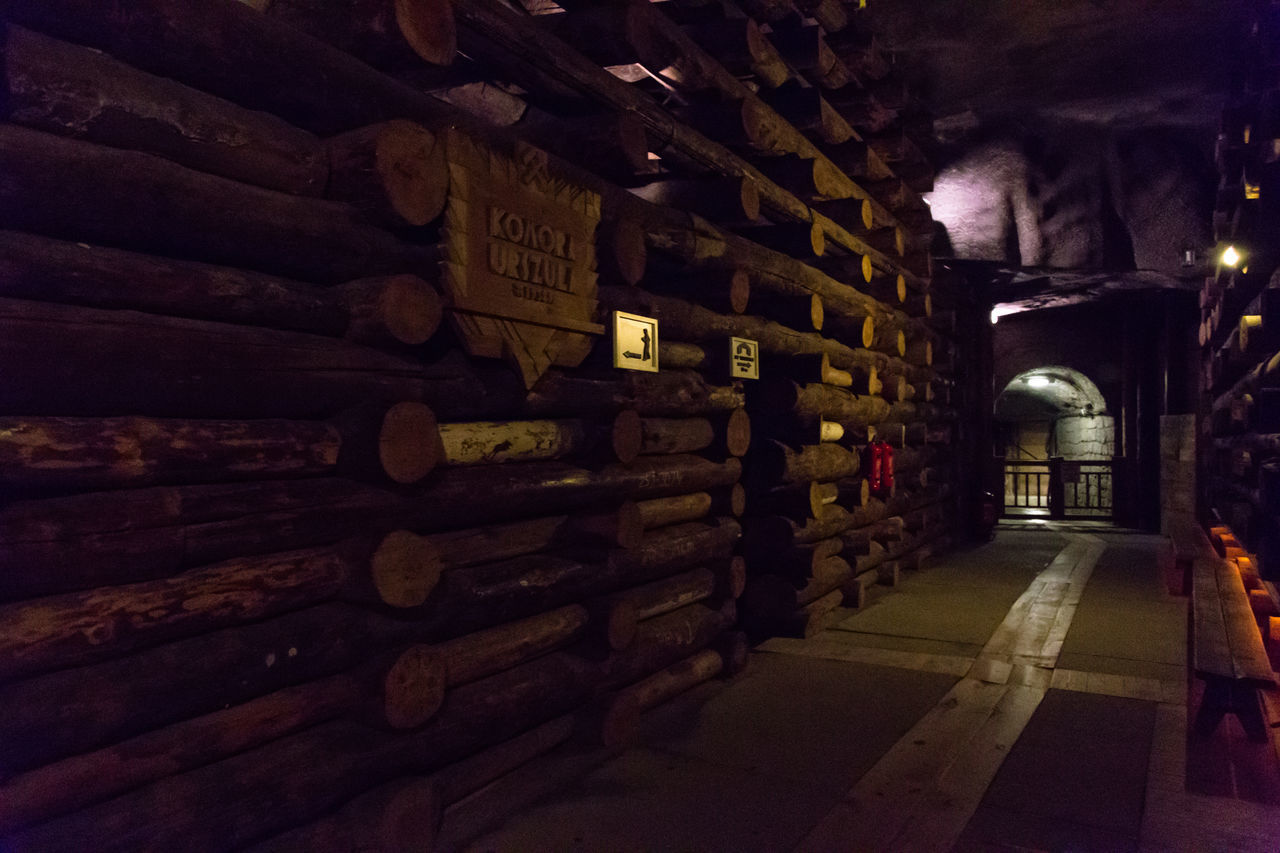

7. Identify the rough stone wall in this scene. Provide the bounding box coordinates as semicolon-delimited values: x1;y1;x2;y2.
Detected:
1159;414;1196;535
932;122;1212;274
1052;415;1115;460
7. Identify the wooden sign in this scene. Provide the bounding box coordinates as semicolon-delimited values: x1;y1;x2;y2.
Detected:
441;129;604;388
613;311;659;372
730;337;759;380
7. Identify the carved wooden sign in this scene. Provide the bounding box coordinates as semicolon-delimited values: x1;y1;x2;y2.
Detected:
441;129;604;388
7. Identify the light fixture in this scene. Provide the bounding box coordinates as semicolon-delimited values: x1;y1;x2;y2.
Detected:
1222;245;1242;267
990;305;1021;325
1027;375;1050;388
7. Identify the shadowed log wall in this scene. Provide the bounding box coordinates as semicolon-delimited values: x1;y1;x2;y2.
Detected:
0;0;967;847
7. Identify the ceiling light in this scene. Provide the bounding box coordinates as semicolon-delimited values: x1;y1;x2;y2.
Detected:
1222;245;1242;267
1027;375;1050;388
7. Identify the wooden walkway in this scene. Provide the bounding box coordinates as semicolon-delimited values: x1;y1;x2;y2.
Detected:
447;530;1280;852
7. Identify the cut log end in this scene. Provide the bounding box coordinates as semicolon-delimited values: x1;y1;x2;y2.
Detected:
612;408;644;464
396;0;458;66
568;504;644;548
861;253;873;283
372;530;444;608
600;694;641;748
615;501;645;550
729;482;747;516
380;275;444;345
615;113;653;174
380;401;441;484
809;293;824;332
812;159;846;200
861;316;875;349
895;330;906;357
715;630;750;677
372;779;443;853
868;366;883;396
726;407;752;457
378;121;448;226
740;181;762;224
729;268;751;314
606;598;639;652
809;480;839;516
810;222;826;256
382;644;448;730
608;219;647;285
820;353;853;388
724;555;748;599
895;275;907;303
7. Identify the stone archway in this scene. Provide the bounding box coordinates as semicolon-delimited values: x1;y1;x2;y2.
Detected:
995;366;1116;517
996;366;1113;459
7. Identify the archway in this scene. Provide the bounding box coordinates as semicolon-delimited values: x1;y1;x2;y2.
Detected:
994;367;1116;517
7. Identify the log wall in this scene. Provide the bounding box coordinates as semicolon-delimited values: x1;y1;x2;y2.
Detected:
1202;3;1280;584
0;0;963;847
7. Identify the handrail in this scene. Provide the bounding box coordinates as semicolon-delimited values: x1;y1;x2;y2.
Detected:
997;457;1116;520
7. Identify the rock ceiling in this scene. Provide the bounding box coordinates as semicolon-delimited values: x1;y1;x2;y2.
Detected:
864;0;1252;137
865;1;1253;296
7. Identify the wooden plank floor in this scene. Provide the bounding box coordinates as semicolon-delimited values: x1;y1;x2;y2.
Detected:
793;533;1107;852
444;528;1280;852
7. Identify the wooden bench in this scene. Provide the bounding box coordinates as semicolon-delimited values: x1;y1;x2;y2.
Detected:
1191;555;1278;740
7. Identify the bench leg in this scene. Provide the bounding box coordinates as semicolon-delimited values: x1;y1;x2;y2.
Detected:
1193;678;1269;742
1233;683;1269;743
1193;678;1230;738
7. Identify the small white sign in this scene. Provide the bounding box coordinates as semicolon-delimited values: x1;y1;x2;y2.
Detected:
730;337;759;380
613;311;659;372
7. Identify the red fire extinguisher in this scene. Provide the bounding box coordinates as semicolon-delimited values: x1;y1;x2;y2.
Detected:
866;439;895;499
881;440;894;497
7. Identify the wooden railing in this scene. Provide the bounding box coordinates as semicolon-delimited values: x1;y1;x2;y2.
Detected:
1000;457;1117;520
1003;461;1051;514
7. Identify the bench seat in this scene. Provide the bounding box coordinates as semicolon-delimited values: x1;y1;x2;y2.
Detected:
1191;555;1278;741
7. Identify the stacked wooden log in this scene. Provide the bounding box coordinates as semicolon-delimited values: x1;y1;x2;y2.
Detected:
0;0;961;847
1202;7;1280;581
1206;524;1280;635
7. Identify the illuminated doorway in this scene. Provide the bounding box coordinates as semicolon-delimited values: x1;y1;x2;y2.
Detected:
995;367;1116;518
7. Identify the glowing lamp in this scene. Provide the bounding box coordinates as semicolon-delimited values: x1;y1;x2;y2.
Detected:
1026;375;1050;389
1222;245;1242;267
